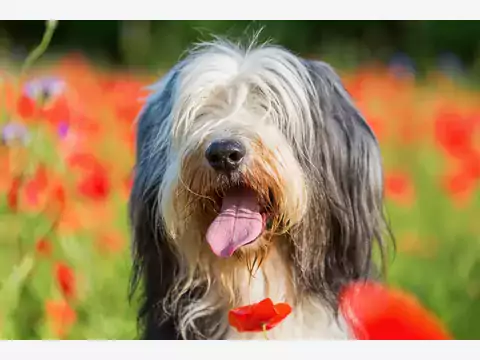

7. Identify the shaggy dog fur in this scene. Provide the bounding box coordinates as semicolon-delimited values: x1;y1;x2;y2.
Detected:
128;38;392;340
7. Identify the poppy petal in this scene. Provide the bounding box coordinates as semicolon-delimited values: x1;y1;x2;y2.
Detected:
229;298;292;333
340;282;452;340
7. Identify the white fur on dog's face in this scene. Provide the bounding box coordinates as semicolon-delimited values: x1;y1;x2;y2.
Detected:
153;42;319;250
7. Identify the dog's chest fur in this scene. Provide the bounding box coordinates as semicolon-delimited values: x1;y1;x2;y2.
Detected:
224;248;351;340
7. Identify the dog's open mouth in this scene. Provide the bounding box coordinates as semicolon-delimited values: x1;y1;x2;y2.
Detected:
205;186;273;258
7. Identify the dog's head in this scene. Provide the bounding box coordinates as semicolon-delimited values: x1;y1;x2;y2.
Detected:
130;40;391;337
158;43;318;265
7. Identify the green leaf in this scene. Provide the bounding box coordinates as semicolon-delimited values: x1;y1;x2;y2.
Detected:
0;255;36;317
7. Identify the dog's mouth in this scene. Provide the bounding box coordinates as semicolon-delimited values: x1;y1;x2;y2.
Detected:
205;185;274;258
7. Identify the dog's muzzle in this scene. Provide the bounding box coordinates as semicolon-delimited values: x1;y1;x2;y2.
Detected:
204;138;268;258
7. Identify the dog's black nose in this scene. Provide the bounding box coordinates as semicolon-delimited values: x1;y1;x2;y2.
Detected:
205;139;246;172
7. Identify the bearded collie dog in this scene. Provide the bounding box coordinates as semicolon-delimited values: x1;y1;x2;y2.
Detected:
128;37;391;340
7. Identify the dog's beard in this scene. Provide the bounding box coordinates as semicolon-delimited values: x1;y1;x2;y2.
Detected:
162;141;306;269
157;132;310;314
177;169;284;262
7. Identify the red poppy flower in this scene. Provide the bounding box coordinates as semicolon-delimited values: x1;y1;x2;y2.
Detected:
66;152;111;201
40;181;67;219
77;167;111;201
51;183;67;211
42;97;70;128
228;298;292;333
434;109;475;159
66;152;103;172
23;165;49;208
45;299;77;338
7;176;23;211
54;262;76;300
340;281;452;340
35;238;53;257
17;77;70;126
442;168;477;208
384;170;415;207
463;151;480;180
17;94;39;119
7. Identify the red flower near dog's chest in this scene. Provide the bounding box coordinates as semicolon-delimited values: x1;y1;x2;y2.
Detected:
228;298;292;332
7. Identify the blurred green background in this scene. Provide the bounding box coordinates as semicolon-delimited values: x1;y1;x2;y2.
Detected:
0;20;479;340
1;20;480;72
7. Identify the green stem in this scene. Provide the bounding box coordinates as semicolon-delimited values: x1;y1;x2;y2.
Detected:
262;324;269;340
12;20;58;112
19;20;58;79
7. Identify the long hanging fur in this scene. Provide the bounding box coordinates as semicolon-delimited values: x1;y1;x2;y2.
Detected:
289;59;388;308
129;67;186;340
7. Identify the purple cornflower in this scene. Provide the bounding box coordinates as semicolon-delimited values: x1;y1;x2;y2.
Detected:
24;76;66;103
57;121;69;139
1;122;30;145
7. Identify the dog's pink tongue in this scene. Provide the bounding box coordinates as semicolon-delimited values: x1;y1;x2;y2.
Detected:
206;188;263;258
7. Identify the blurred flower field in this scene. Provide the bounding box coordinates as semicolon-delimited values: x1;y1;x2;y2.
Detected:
1;38;480;339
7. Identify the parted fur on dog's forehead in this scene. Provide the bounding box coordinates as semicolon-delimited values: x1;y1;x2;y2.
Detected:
143;41;338;153
141;40;378;152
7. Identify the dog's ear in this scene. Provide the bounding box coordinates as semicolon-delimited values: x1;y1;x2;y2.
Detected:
128;67;181;339
292;60;392;307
